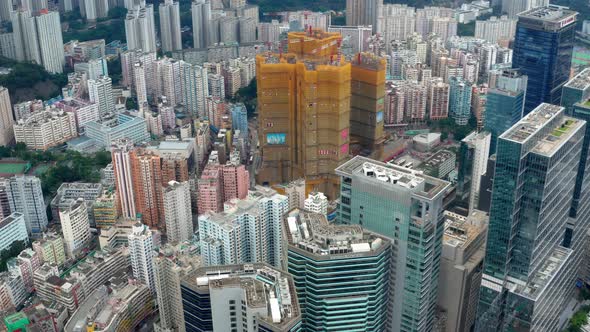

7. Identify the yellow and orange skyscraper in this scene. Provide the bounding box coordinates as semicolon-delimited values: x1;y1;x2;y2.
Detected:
256;29;351;198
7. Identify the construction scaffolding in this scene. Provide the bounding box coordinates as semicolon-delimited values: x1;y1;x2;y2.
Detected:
256;29;351;198
350;52;387;157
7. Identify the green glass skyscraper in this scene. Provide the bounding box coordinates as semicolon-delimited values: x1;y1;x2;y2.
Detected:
478;103;587;332
336;156;450;332
484;69;527;155
284;208;390;332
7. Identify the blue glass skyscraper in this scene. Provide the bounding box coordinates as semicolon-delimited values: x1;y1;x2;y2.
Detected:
484;69;527;155
512;5;577;114
449;76;472;125
231;103;248;138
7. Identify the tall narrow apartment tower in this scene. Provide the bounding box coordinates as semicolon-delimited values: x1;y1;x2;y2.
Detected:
256;29;351;198
350;52;386;156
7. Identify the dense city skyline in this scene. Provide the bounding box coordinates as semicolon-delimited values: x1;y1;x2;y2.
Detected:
0;0;589;332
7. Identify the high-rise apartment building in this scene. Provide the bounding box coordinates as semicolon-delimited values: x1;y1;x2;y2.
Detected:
162;181;192;244
502;0;549;18
59;198;92;257
10;248;41;294
484;69;527;154
181;61;209;117
88;75;114;117
337;156;450;331
12;10;65;73
130;149;164;228
128;222;156;292
32;233;66;267
93;189;118;228
159;0;181;52
456;131;491;214
197;165;223;214
34;10;65;74
11;10;41;65
198;186;288;268
125;3;157;53
0;87;13;146
512;5;576;113
192;0;211;49
428;78;450;120
449;76;472;125
350;53;386;151
134;61;148;104
284;208;390;331
13;110;77;150
257;30;351;198
346;0;382;32
3;176;47;236
475;15;517;43
478;104;586;331
156;57;182;106
53;98;100;133
377;5;416;52
0;213;28;252
111;139;137;219
180;263;302;332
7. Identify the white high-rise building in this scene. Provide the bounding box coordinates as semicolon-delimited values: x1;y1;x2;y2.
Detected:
0;213;28;253
162;181;192;244
181;61;208;117
120;50;156;90
111;139;137;219
88;75;115;117
11;10;41;65
304;192;328;216
198;186;288;268
191;0;211;49
0;87;14;146
378;4;416;52
3;176;47;236
0;1;12;22
346;0;382;32
125;3;157;53
475;15;517;43
208;73;225;100
502;0;549;18
460;131;491;213
59;198;92;257
34;11;65;73
128;222;155;292
81;0;109;21
133;62;148;104
156;57;182;106
159;0;182;53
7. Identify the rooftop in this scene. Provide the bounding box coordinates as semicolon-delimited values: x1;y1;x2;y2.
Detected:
182;263;301;330
532;116;584;155
512;246;572;300
518;5;577;31
336;156;450;200
565;67;590;90
501;103;564;143
284;209;389;259
0;212;24;230
421;150;455;169
443;210;488;250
